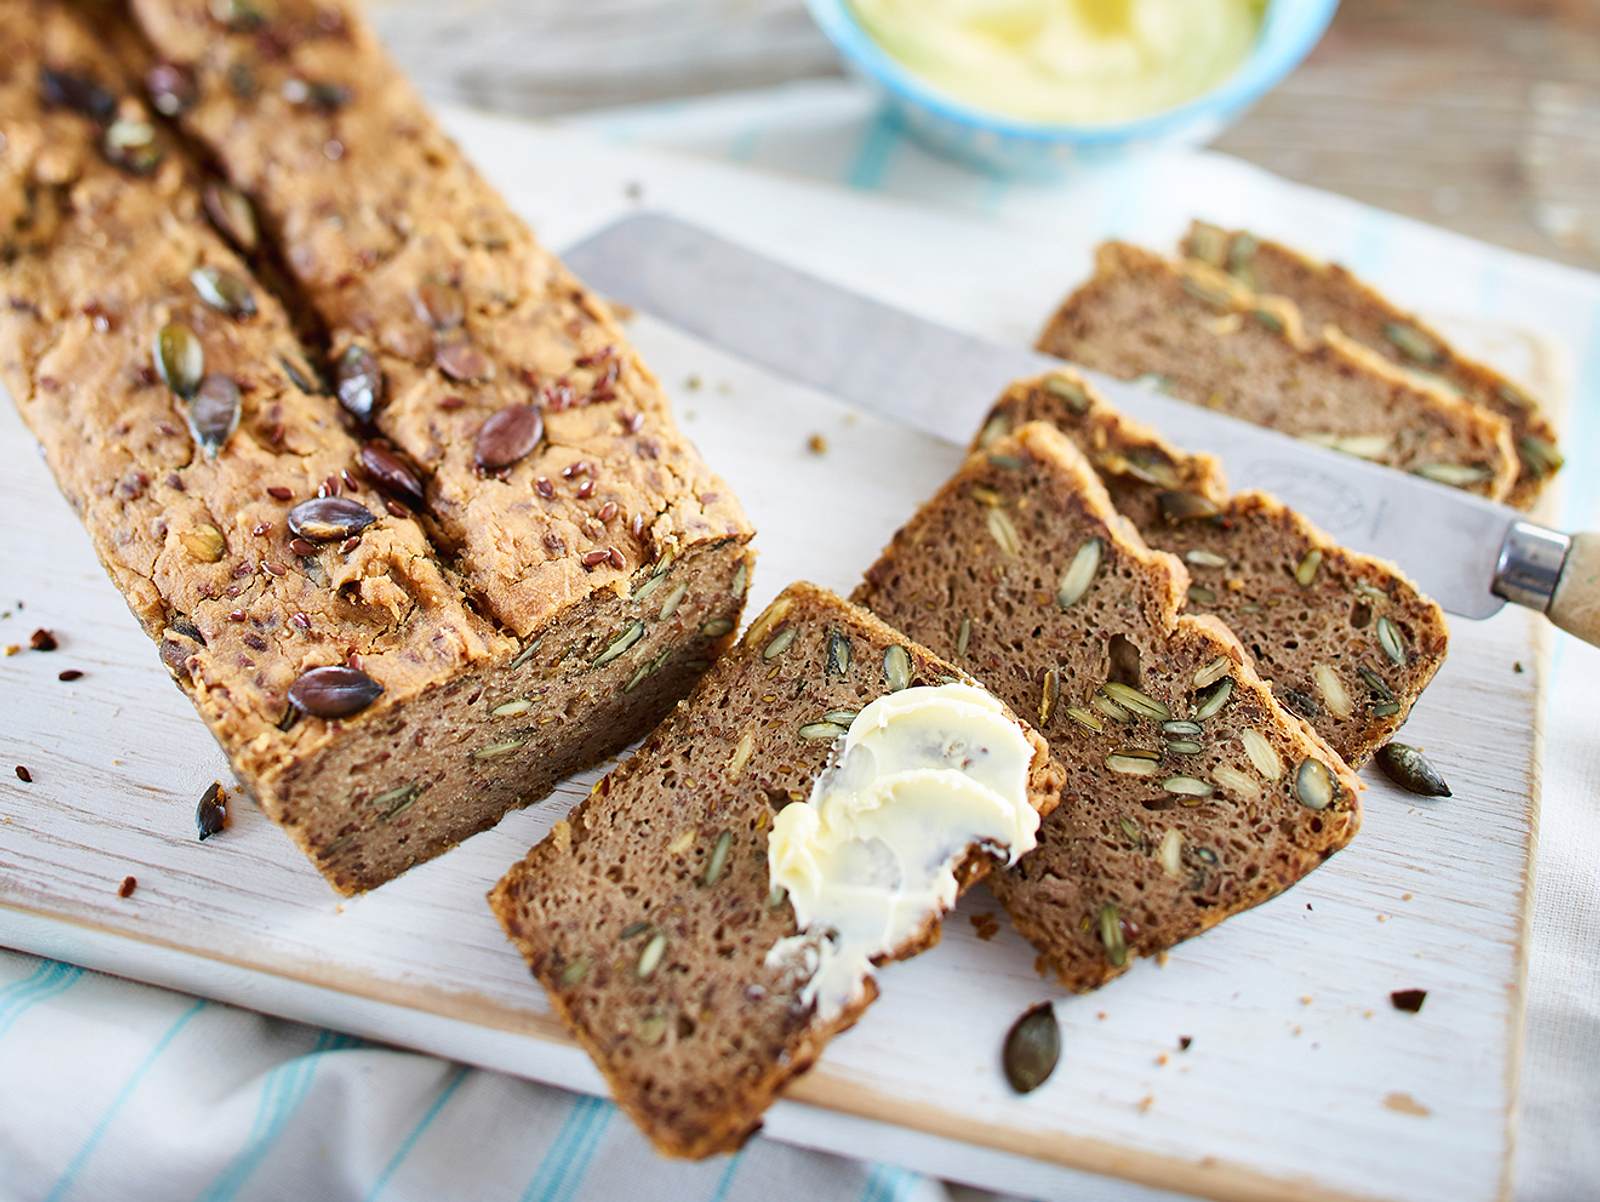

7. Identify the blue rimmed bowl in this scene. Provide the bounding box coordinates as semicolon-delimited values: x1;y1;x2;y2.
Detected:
806;0;1339;177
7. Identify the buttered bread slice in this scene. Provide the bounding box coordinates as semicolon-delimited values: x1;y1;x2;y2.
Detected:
490;583;1063;1157
855;424;1362;992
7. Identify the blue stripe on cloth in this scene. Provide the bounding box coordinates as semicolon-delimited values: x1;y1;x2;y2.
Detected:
726;125;763;165
0;961;85;1040
193;1029;356;1202
704;1148;745;1202
519;1095;613;1202
361;1064;470;1202
0;957;55;1000
42;998;208;1202
549;1098;614;1202
859;1163;893;1202
846;108;901;192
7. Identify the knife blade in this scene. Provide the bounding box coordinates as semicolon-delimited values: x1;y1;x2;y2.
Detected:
565;212;1585;631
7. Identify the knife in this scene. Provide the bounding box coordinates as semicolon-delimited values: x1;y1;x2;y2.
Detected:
565;212;1598;646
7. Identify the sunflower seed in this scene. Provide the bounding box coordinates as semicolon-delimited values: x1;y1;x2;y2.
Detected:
288;496;376;542
1192;676;1234;721
1038;668;1059;726
1384;321;1443;366
1163;775;1213;797
475;404;544;471
975;414;1010;448
883;645;912;692
1185;548;1229;569
658;583;688;620
1002;1003;1060;1094
1157;828;1183;878
1212;764;1262;802
472;738;528;762
1043;374;1092;414
593;621;645;667
1091;690;1132;724
1186;585;1217;606
824;709;859;725
492;699;532;718
700;618;734;637
1251;308;1285;334
1377;616;1408;667
558;957;590;987
1415;462;1492;488
185;374;241;459
1098;903;1127;967
180;525;225;562
1309;663;1352;720
1157;490;1221;523
1188;222;1227;267
1107;748;1161;776
288;665;383;719
701;829;733;887
1239;729;1284;780
371;783;421;820
1162;720;1203;737
969;486;1004;507
508;639;541;671
637;931;667;979
987;453;1024;470
763;627;796;660
1192;657;1232;690
1057;538;1102;609
1295;548;1323;587
1180;275;1233;309
154;323;203;398
1294;759;1337;810
1066;706;1103;733
727;732;755;779
1165;739;1203;755
799;721;848;741
1375;742;1451;797
336;346;384;424
987;507;1021;556
731;561;748;596
956;616;971;658
826;629;852;677
1227;233;1258;285
1102;681;1170;721
195;781;227;840
1120;447;1182;488
202;181;258;252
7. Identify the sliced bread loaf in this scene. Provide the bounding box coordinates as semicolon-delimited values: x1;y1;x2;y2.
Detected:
854;423;1362;992
974;373;1449;767
1037;242;1518;500
1183;220;1562;510
489;582;1063;1157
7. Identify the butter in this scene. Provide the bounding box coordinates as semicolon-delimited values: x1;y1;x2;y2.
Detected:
849;0;1266;125
766;683;1038;1022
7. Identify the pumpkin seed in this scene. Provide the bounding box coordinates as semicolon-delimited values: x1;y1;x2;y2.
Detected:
975;414;1010;448
883;645;912;692
1194;847;1219;866
700;618;734;638
1310;663;1353;719
1373;701;1402;717
1043;374;1092;414
1295;548;1323;587
969;486;1003;507
1120;447;1182;488
473;737;527;760
987;507;1021;556
701;830;733;886
1239;729;1284;781
1300;432;1393;461
1212;764;1262;802
956;616;971;658
288;496;376;542
1118;816;1142;843
201;181;258;251
1192;656;1232;689
1180;275;1233;309
180;524;225;563
592;621;645;667
799;721;848;741
336;346;385;425
1038;667;1059;726
1517;436;1564;478
1165;739;1203;755
1497;382;1533;410
1107;748;1161;776
825;629;852;677
763;627;796;660
558;957;590;987
1415;462;1492;488
1192;676;1234;721
731;561;749;597
1066;706;1103;733
1163;775;1213;797
1091;690;1132;724
658;582;689;620
1057;538;1102;609
1227;233;1258;285
1279;687;1321;721
154;322;203;398
1294;759;1337;810
987;453;1025;470
633;573;666;603
1162;720;1203;737
508;639;541;671
1002;1003;1060;1094
1157;828;1184;878
39;67;117;121
372;783;421;820
1157;490;1221;523
186;374;241;459
1186;585;1217;606
1375;742;1452;797
1102;681;1170;721
622;919;654;939
1188;222;1227;267
1185;548;1228;569
1251;308;1285;334
637;931;667;979
1098;903;1127;967
1376;616;1408;667
1384;321;1443;366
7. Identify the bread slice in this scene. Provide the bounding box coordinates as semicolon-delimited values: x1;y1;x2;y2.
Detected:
1037;242;1518;500
854;424;1362;992
490;583;1063;1157
1183;220;1562;510
973;374;1449;768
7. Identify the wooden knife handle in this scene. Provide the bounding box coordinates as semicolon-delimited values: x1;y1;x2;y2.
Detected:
1550;533;1600;649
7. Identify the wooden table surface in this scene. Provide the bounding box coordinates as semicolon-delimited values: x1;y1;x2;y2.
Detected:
368;0;1600;272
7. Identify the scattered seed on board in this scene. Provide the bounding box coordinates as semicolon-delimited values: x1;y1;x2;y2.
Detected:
196;781;227;840
1002;1003;1061;1094
1390;988;1427;1013
118;875;138;898
1375;743;1452;798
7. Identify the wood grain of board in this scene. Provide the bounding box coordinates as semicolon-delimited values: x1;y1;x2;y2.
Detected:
0;119;1554;1202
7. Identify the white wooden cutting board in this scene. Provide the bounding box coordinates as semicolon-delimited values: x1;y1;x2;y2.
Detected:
0;111;1556;1202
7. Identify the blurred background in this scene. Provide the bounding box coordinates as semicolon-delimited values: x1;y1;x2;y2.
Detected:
367;0;1599;270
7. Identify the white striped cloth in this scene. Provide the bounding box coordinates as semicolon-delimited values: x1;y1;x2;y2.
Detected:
4;80;1598;1202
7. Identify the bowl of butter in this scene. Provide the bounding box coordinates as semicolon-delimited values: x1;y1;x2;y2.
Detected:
808;0;1338;175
